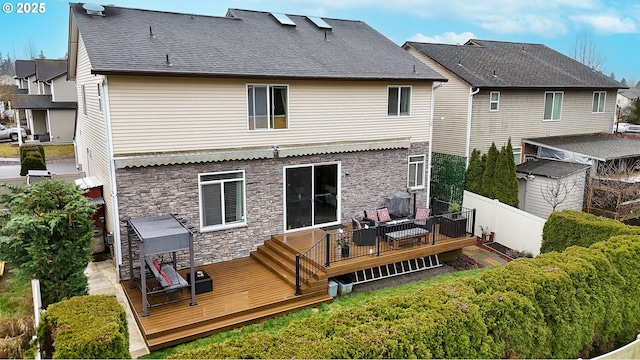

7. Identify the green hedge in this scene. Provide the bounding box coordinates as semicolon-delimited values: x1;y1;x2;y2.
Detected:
541;210;640;253
37;295;130;359
19;144;46;164
171;235;640;359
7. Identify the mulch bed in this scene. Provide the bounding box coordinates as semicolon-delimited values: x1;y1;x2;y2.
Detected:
484;242;533;260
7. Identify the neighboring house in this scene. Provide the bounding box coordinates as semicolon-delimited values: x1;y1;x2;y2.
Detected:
13;59;77;143
617;87;640;122
67;4;447;278
516;159;589;219
403;39;625;165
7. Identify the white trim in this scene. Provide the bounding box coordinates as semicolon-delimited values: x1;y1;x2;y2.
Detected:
97;83;103;113
386;85;412;117
543;91;563;121
198;170;247;232
407;154;426;190
46;109;52;140
81;84;87;115
592;91;606;113
489;91;500;112
282;162;341;233
427;82;443;206
466;87;480;167
246;83;289;131
50;81;56;102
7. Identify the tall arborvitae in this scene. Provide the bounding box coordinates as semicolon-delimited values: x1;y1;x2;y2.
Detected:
465;149;484;194
493;138;519;207
481;142;499;198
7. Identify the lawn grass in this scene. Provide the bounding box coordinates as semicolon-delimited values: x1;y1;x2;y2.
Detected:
142;267;488;359
0;269;32;316
0;143;75;159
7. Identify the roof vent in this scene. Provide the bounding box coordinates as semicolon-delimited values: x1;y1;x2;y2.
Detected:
271;12;296;26
82;3;105;16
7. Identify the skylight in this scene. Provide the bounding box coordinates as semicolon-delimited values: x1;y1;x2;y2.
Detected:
271;12;296;26
307;16;332;30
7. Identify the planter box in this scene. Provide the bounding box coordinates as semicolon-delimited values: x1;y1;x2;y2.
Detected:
439;214;468;238
186;270;213;294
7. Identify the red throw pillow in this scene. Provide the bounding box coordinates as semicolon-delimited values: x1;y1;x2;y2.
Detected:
377;208;392;222
415;208;430;220
352;217;362;229
159;269;172;286
365;209;378;222
152;259;161;271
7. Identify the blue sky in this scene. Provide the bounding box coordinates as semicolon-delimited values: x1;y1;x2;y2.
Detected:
1;0;639;84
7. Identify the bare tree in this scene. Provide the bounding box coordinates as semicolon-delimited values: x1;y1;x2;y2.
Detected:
23;38;37;60
541;177;580;212
569;34;607;73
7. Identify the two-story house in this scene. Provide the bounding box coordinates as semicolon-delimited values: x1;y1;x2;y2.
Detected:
403;39;624;165
67;4;447;279
13;59;77;142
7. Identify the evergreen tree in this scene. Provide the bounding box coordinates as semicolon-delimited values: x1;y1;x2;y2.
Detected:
481;142;499;198
465;149;484;194
493;138;519;207
38;50;45;59
623;98;640;124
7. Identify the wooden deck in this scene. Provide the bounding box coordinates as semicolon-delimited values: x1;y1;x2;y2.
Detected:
122;226;475;350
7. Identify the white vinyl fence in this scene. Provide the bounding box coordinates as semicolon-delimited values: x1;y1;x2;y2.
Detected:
463;190;546;256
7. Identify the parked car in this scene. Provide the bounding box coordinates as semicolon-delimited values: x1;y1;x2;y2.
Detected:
0;124;27;142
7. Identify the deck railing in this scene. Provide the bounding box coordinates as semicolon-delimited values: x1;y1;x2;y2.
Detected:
294;208;476;295
295;232;330;295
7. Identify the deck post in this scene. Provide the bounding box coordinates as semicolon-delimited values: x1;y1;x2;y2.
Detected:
471;208;477;237
431;217;436;245
295;254;301;296
325;233;331;267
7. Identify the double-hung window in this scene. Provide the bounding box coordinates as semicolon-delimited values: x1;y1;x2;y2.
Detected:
543;91;563;121
592;91;606;113
388;86;411;116
97;84;103;113
199;171;246;231
81;84;87;115
247;85;288;130
490;91;500;111
408;155;426;189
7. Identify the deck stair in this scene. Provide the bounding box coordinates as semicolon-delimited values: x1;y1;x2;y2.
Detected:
352;255;441;284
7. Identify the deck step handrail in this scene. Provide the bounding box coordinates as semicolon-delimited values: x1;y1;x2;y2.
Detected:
295;232;329;295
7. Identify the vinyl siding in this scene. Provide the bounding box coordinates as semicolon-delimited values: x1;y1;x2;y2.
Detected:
470;89;615;154
74;34;114;233
521;170;587;219
51;76;77;102
48;109;75;143
106;77;433;155
406;48;469;156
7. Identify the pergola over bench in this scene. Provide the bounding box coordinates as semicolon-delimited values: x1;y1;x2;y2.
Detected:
127;214;197;316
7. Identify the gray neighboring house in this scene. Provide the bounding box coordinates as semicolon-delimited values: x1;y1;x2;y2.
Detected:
403;39;626;165
516;159;589;219
67;4;447;279
13;59;77;143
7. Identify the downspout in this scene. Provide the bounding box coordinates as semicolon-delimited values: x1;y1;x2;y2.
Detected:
101;77;122;280
426;81;443;207
465;87;480;168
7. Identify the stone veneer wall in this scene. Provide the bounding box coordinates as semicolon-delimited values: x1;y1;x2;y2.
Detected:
117;142;428;279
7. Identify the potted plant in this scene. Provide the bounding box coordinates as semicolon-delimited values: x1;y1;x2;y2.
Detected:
448;202;461;218
336;229;352;258
478;225;495;243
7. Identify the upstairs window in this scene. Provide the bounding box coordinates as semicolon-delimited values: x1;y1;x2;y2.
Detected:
388;86;411;116
247;85;288;130
490;91;500;111
592;91;606;113
544;91;563;121
81;84;87;115
408;154;426;189
97;84;103;113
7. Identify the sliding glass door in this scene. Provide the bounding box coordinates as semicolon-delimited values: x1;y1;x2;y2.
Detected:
284;163;339;231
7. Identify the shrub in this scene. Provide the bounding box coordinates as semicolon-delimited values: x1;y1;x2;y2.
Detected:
541;210;640;253
19;144;46;163
19;154;46;176
465;149;484;194
493;138;519;207
37;295;130;359
480;143;499;198
0;180;96;307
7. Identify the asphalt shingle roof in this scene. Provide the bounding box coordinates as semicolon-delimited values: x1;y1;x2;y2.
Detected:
516;158;589;179
619;88;640;100
70;4;446;81
525;133;640;161
34;59;67;82
14;60;35;79
13;94;76;110
405;39;624;89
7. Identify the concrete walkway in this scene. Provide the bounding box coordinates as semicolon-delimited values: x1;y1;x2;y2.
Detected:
85;260;149;358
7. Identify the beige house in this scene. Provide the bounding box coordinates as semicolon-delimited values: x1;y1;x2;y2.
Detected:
403;39;624;165
67;4;447;279
13;59;77;143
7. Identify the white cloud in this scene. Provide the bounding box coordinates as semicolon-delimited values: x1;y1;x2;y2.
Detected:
478;14;568;37
408;31;476;44
570;14;637;34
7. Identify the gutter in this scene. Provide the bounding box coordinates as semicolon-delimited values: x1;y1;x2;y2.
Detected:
465;87;480;167
426;81;443;206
